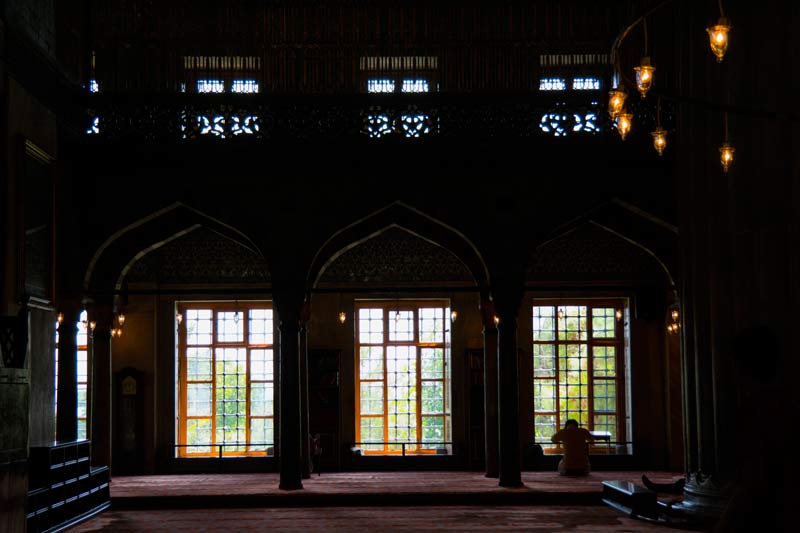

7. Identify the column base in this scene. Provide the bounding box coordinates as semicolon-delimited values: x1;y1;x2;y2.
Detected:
669;471;729;523
279;481;304;491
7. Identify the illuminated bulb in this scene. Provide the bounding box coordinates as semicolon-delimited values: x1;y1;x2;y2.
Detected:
706;17;731;62
615;309;623;321
671;309;680;322
616;112;633;140
338;311;347;324
89;320;97;332
112;328;122;338
719;142;735;173
651;127;668;156
57;312;64;324
557;308;564;320
176;312;183;325
633;57;655;98
608;87;627;118
117;313;126;326
493;315;500;326
450;310;458;322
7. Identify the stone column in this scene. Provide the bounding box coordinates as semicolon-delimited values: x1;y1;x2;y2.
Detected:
89;304;113;467
495;292;523;488
481;298;499;478
277;299;303;490
56;303;80;442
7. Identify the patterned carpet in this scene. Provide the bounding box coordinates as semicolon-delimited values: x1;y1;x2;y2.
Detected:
68;471;691;531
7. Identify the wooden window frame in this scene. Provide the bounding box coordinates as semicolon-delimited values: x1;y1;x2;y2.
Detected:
177;301;275;458
532;298;628;452
354;300;451;455
77;313;89;441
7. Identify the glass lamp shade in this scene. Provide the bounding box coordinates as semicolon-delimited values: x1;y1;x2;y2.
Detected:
617;112;633;140
608;87;627;118
707;18;731;62
633;57;655;97
651;127;667;155
719;142;735;172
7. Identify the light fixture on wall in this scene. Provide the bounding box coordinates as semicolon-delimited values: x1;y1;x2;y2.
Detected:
57;312;64;324
112;327;122;338
493;315;500;326
338;311;347;325
89;320;97;332
450;309;458;322
117;312;126;326
615;309;623;321
176;311;183;325
667;293;681;335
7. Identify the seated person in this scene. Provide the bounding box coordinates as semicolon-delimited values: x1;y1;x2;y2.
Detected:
550;419;594;476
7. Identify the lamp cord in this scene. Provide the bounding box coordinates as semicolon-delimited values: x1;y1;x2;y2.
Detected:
718;0;725;17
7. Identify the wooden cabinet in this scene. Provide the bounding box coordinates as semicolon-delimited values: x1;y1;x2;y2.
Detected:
27;440;109;532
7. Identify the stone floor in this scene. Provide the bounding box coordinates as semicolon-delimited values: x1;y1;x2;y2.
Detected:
69;471;692;531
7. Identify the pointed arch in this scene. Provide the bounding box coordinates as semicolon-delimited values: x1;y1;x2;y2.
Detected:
307;201;490;293
84;202;268;293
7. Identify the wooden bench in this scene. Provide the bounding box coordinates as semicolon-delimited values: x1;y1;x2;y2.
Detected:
601;480;658;519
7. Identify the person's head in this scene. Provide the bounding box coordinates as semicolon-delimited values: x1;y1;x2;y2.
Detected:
564;419;580;429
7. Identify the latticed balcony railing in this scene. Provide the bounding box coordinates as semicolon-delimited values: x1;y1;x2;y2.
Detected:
77;92;673;142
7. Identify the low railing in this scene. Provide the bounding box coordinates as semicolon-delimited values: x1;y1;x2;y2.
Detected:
352;441;454;456
174;443;275;459
538;440;634;455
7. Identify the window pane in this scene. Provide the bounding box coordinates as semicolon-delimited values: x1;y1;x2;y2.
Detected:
592;346;616;377
533;306;555;341
421;381;444;414
187;383;212;416
360;382;384;415
187;347;212;381
250;349;273;381
367;78;395;93
360;417;384;450
250;418;274;451
359;347;384;381
593;414;617;441
249;309;273;345
533;380;556;412
77;384;88;418
558;306;587;341
421;416;444;444
217;311;244;342
77;420;87;441
539;77;566;91
359;308;384;344
572;77;601;90
593;381;617;413
187;309;213;345
250;381;273;417
387;347;417;443
535;414;556;442
388;310;414;341
533;344;555;377
418;308;444;343
420;348;444;379
215;348;247;451
186;419;212;454
591;308;617;338
401;79;429;93
231;80;259;93
197;79;224;93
